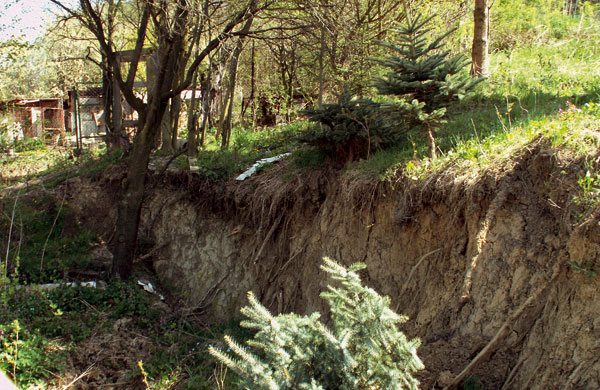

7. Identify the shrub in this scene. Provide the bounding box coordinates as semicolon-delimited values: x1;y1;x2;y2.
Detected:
299;91;402;162
210;258;423;390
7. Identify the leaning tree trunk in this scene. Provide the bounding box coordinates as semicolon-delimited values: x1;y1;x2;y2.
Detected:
471;0;490;77
112;30;183;278
111;103;167;278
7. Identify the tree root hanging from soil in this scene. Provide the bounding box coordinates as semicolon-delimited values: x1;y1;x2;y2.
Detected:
252;214;283;264
401;248;442;294
444;263;562;390
499;355;525;390
461;184;510;302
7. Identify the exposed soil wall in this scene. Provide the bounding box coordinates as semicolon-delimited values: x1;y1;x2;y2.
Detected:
69;139;600;389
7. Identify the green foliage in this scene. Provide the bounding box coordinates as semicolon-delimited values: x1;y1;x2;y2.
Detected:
0;120;45;154
573;156;600;217
192;124;302;181
490;0;599;51
372;11;482;157
0;262;163;388
12;137;46;153
136;320;254;390
0;248;248;390
44;148;122;188
0;195;99;284
567;260;598;278
347;9;600;178
0;319;65;388
210;257;423;390
292;148;328;169
300;91;401;162
0;18;101;100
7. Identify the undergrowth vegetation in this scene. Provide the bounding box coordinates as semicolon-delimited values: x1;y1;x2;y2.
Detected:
0;193;255;389
0;273;252;389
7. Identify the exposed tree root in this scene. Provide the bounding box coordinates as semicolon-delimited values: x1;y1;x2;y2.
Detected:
500;355;525;390
461;184;510;301
445;263;562;390
401;248;441;294
252;214;283;264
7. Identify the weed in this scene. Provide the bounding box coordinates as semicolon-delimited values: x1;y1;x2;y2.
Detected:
573;162;600;218
0;274;161;387
137;319;254;389
43;148;122;188
0;319;65;388
192;124;302;181
138;360;150;390
567;260;598;278
0;195;99;284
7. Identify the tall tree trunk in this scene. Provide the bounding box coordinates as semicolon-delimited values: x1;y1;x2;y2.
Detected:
199;69;212;146
160;103;173;152
147;52;174;152
221;15;254;149
249;41;256;128
185;16;204;157
170;94;182;148
111;103;166;277
318;25;326;108
111;10;189;277
471;0;490;77
186;71;200;157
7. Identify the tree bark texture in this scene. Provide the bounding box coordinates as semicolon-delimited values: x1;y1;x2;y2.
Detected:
111;105;167;277
564;0;578;16
186;71;200;157
221;14;254;149
471;0;490;77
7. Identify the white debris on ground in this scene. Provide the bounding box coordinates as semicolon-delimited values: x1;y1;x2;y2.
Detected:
16;281;106;290
189;157;199;173
137;280;165;300
235;153;291;181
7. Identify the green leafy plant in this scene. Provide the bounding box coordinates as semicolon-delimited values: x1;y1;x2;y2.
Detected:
0;195;99;284
574;166;600;214
0;319;65;388
210;257;423;390
567;260;598;278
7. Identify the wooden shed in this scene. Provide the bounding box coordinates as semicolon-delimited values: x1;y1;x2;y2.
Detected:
1;98;65;139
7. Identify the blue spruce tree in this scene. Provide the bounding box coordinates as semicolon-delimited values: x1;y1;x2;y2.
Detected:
372;11;483;158
209;258;423;390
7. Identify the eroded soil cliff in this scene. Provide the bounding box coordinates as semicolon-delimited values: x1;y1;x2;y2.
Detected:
68;138;600;389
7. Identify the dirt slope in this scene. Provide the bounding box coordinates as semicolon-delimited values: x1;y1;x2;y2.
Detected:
69;138;600;389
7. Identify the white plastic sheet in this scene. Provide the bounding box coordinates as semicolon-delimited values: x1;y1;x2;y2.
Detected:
235;153;291;181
